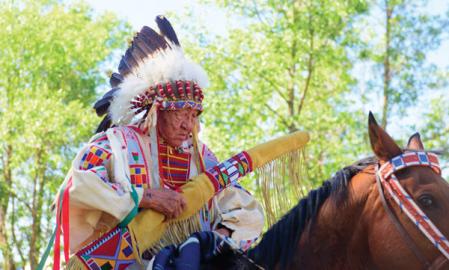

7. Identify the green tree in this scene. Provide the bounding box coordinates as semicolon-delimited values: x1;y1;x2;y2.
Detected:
420;94;449;177
176;0;370;221
182;0;369;185
177;0;448;220
354;0;449;174
359;0;448;129
0;0;130;268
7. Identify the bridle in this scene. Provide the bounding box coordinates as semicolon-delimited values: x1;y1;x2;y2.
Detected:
375;151;449;269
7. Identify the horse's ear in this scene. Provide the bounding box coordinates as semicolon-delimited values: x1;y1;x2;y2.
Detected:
406;132;425;151
368;112;402;161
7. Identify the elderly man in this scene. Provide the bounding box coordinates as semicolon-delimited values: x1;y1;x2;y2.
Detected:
59;16;264;268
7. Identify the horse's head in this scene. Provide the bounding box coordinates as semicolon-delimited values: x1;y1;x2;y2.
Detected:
366;112;449;269
247;113;448;270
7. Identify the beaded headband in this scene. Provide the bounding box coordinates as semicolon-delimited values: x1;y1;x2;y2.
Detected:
130;80;204;115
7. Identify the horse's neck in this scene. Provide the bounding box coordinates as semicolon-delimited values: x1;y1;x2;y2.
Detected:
296;172;376;269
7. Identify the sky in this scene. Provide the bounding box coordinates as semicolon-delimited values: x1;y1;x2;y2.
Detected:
84;0;449;67
84;0;229;33
84;0;188;28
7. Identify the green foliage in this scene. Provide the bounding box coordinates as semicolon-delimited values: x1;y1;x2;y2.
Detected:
177;0;448;221
357;0;449;127
0;0;130;268
183;0;370;186
353;0;449;174
420;94;449;177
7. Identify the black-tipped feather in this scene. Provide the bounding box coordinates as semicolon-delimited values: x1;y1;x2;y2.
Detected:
124;49;140;71
156;15;180;46
96;115;112;133
109;73;123;87
118;56;132;76
94;16;181;133
118;26;171;77
139;26;169;52
133;34;156;56
129;43;148;63
94;88;119;116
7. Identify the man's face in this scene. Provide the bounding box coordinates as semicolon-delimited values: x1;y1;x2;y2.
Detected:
157;108;199;147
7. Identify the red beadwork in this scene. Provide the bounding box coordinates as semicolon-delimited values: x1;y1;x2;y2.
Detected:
130;80;204;114
429;154;438;164
185;81;192;99
176;80;185;98
166;81;174;100
193;83;200;101
157;84;166;98
145;89;153;99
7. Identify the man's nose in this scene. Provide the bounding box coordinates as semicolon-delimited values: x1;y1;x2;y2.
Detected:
181;118;194;131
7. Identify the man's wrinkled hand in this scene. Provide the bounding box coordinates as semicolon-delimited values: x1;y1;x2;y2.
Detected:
139;188;186;220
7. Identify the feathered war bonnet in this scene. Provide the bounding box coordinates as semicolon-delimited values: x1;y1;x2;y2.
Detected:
94;16;209;133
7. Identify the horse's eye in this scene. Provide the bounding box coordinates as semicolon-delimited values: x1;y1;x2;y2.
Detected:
418;195;434;208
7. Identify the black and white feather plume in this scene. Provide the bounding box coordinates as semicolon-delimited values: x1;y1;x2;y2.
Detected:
93;15;208;132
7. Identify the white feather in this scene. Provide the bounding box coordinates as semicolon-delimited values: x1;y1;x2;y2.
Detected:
109;45;209;125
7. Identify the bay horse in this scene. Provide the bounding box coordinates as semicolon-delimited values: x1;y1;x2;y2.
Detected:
238;113;449;269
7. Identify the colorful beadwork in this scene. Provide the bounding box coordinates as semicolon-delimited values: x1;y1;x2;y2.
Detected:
158;143;191;189
160;100;203;111
90;167;109;183
78;133;130;195
129;80;204;115
121;127;150;189
239;237;258;251
185;81;192;99
383;151;441;177
205;151;253;192
79;145;111;170
130;164;148;188
76;227;136;270
202;144;219;169
377;151;449;260
166;81;174;97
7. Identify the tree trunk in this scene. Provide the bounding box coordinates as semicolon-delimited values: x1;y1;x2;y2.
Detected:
0;145;16;270
29;151;46;270
297;4;314;122
0;209;16;270
382;0;393;129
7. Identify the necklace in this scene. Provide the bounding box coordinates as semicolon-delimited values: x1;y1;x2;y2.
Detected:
158;141;191;190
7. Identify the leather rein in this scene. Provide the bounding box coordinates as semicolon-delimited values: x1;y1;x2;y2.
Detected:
375;151;449;269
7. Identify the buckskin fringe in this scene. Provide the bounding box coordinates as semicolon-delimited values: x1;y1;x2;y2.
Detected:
256;149;308;226
146;205;215;255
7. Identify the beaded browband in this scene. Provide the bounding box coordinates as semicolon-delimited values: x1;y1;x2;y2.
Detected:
130;80;204;115
376;151;449;261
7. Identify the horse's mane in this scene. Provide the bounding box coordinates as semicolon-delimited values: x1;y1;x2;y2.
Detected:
247;157;377;269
